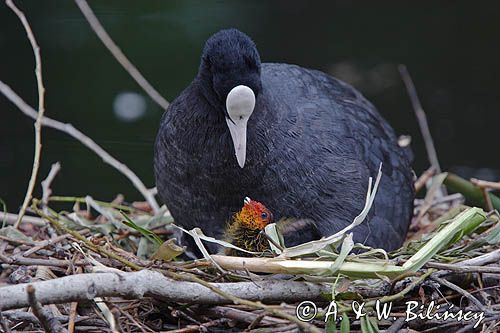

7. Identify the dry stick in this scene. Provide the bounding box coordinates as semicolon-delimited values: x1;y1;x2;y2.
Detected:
0;81;160;213
398;65;442;175
414;166;436;193
424;262;500;274
0;253;87;268
67;267;82;333
3;212;46;226
0;312;11;333
470;178;500;190
5;0;46;229
357;270;435;315
430;276;491;314
457;248;500;266
74;0;169;111
41;162;61;210
471;178;496;211
27;285;68;333
0;271;331;310
166;271;322;333
31;201;143;271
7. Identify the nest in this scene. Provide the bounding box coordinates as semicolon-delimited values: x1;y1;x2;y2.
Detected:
0;172;499;333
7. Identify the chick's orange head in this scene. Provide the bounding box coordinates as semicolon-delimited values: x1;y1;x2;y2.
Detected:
235;197;273;230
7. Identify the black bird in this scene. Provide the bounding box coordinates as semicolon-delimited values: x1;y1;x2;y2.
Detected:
154;28;414;251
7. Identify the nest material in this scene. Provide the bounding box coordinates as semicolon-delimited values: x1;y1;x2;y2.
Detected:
0;188;498;333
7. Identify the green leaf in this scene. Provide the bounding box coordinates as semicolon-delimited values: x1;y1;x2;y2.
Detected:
340;313;350;333
403;207;487;271
325;233;354;275
264;222;284;254
325;316;337;333
360;316;379;333
151;238;185;261
121;211;163;246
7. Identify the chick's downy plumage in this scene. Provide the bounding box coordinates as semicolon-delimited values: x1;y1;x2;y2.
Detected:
224;197;273;256
154;28;414;252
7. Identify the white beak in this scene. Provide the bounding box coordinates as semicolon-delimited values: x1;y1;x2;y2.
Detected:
225;85;256;168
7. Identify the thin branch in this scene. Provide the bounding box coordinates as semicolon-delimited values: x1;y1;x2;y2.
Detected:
3;212;46;226
165;270;322;333
27;285;68;333
74;0;170;111
0;270;331;311
31;201;143;271
41;162;61;211
457;248;500;266
414;166;436;193
471;178;500;190
0;311;11;333
0;80;160;213
5;0;46;229
398;65;443;176
430;276;491;314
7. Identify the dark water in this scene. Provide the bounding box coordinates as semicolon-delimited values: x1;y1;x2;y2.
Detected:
2;1;500;209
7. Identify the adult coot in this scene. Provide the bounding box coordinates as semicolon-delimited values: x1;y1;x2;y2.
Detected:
154;28;414;251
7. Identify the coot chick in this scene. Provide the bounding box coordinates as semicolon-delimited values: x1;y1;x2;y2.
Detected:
224;197;318;256
224;197;273;256
154;28;414;251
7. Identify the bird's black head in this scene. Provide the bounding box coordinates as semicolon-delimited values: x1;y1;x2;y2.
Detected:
198;28;262;108
197;29;262;168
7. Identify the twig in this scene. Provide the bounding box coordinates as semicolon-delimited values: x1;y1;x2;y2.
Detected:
414;166;436;193
2;311;106;328
0;253;87;267
0;80;160;213
5;0;46;229
2;212;46;226
204;306;288;326
430;275;490;314
41;162;61;211
457;249;500;266
165;271;322;333
165;319;230;333
74;0;169;111
67;301;78;333
21;234;70;257
425;262;500;274
362;270;434;312
398;65;442;175
0;311;11;333
385;317;406;333
0;270;330;311
246;313;266;330
27;285;68;333
115;307;150;333
471;177;496;211
471;178;500;190
68;267;83;333
31;201;143;271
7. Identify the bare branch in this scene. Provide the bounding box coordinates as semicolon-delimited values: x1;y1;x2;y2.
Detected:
0;270;331;311
0;80;160;213
41;162;61;211
74;0;170;111
27;284;68;333
398;64;441;175
3;212;46;226
5;0;46;229
471;177;500;190
0;311;11;333
414;166;436;193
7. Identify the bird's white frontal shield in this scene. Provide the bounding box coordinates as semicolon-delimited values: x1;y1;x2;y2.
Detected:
225;85;256;168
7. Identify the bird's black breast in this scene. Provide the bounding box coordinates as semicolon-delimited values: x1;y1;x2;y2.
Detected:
154;63;414;250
